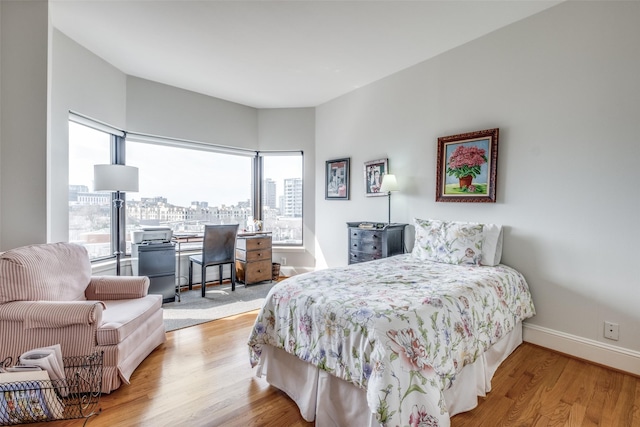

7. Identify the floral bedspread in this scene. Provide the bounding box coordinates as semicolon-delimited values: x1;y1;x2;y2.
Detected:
248;254;535;426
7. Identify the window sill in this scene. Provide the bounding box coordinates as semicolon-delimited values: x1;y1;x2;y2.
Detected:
272;246;306;253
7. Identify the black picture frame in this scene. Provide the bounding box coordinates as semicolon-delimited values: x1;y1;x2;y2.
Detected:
325;158;350;200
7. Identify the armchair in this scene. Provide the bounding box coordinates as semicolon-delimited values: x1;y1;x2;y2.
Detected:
0;242;166;393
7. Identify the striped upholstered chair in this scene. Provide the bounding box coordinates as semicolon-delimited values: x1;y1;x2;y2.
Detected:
0;242;166;393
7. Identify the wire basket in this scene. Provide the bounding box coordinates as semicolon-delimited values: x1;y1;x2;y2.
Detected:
0;352;103;426
272;263;281;280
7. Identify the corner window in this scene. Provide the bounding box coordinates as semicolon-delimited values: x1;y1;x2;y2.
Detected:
259;153;303;246
69;116;304;260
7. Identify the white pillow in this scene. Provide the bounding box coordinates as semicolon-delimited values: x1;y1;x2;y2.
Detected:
411;218;503;266
479;223;503;266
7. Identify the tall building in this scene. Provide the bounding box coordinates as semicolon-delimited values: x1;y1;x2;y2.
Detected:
263;178;277;209
283;178;302;217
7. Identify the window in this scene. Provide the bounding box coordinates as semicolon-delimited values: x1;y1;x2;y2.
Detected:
69;116;304;261
68;121;113;259
260;153;303;245
125;139;253;253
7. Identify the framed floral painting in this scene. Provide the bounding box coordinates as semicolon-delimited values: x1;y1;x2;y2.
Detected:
436;128;499;203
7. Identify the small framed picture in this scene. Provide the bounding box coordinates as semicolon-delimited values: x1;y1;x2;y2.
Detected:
325;158;350;200
364;158;388;197
436;128;499;203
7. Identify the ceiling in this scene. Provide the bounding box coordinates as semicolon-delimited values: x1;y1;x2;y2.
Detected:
50;1;561;109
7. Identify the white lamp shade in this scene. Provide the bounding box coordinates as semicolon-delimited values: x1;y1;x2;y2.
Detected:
94;164;139;192
380;174;398;193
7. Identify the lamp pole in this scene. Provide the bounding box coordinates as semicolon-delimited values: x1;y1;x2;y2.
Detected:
94;164;139;276
113;191;124;276
380;174;398;225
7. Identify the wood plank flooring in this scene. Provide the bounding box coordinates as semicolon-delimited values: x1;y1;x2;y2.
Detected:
29;311;639;427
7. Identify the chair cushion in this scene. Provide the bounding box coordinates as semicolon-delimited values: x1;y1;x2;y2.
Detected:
97;295;163;346
0;243;90;303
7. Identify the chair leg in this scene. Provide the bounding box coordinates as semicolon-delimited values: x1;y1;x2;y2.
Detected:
218;265;223;286
188;260;193;290
201;264;207;297
231;262;236;292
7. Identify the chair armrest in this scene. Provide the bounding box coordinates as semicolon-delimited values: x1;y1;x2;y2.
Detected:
0;301;104;329
85;276;150;300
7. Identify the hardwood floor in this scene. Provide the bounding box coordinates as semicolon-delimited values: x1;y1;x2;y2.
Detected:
30;311;639;427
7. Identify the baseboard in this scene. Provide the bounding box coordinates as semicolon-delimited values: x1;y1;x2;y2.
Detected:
523;323;640;376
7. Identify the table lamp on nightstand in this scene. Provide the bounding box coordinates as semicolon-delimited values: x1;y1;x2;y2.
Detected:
380;174;398;224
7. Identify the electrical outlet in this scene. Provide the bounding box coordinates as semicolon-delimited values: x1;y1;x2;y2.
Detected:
281;257;287;266
604;321;619;341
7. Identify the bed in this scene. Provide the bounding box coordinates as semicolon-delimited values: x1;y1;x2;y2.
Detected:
248;219;536;427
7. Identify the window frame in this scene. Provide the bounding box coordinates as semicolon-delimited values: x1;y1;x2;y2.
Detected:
68;113;124;262
257;151;304;247
68;114;305;263
123;135;256;249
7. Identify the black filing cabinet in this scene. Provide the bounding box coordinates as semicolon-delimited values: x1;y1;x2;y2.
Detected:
132;242;176;303
347;222;408;265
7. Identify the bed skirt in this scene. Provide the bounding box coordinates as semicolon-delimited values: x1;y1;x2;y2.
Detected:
255;321;523;426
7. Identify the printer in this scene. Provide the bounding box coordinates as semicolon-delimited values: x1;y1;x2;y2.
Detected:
131;227;173;244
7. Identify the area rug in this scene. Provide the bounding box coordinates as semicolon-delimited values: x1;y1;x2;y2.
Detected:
163;281;276;332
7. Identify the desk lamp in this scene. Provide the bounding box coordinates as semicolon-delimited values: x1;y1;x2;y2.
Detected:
380;174;398;224
94;164;139;275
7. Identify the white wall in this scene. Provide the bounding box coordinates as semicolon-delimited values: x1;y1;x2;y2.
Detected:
49;29;128;244
258;108;316;272
126;77;258;149
0;2;3;247
315;1;640;373
0;1;49;250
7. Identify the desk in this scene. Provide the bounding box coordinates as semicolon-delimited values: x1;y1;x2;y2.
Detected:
172;231;273;300
171;234;203;302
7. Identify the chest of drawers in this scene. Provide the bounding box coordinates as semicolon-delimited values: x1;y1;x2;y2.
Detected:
235;233;272;285
347;222;407;265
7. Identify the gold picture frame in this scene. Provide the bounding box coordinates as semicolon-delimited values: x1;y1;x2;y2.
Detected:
436;128;499;203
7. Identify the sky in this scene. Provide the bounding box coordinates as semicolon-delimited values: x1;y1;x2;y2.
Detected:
69;122;301;208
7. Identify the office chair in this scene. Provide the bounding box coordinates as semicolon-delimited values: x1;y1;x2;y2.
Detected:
188;224;239;297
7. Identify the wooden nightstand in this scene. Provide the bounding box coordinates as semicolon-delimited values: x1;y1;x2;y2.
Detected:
236;233;273;285
347;222;407;265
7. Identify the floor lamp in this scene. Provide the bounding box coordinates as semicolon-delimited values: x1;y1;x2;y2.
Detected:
94;164;139;275
380;174;398;224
